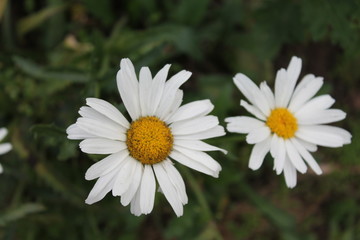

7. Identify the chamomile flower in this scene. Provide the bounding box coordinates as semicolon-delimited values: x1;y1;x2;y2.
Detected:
0;128;12;174
67;58;226;216
225;56;351;188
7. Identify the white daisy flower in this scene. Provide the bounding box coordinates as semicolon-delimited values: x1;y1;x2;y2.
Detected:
67;58;226;216
0;127;12;174
225;56;351;188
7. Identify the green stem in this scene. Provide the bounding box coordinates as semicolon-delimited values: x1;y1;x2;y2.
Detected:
181;166;223;240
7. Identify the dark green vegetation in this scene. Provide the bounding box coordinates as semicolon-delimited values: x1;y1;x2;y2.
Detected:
1;0;360;239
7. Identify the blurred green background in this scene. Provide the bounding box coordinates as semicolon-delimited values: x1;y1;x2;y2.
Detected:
0;0;359;239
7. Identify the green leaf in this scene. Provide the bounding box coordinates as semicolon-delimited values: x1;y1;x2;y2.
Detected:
0;0;8;21
17;4;67;36
83;0;114;26
196;221;223;240
0;203;45;226
172;0;210;26
108;24;203;60
30;124;66;138
35;162;83;206
13;56;89;83
240;182;310;240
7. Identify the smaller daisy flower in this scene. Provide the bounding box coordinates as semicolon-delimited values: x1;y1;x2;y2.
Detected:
225;56;351;188
0;128;12;174
67;58;226;216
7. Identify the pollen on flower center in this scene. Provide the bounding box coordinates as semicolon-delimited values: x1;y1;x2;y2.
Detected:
266;108;298;139
126;116;173;165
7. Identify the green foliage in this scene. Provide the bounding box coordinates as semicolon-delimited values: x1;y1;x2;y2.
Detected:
0;203;45;226
17;4;67;36
13;56;89;83
0;0;359;239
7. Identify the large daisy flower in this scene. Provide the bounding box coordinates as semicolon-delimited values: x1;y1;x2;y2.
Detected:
225;56;351;188
0;128;12;174
67;58;226;216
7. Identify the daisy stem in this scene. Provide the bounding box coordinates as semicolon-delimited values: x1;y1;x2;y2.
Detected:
180;166;223;240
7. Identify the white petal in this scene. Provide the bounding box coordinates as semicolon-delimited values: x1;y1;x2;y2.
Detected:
270;134;279;162
66;124;96;139
76;117;126;141
260;82;275;109
296;109;346;125
117;59;141;121
168;100;214;123
285;140;307;174
112;158;138;196
156;70;192;119
240;100;266;121
291;74;315;97
288;76;324;112
233;73;256;103
139;67;153;116
296;125;351;147
248;137;271;170
296;138;318;152
246;127;271;144
171;115;219;135
291;138;322;175
233;73;270;115
312;125;351;144
287;57;302;86
174;139;227;154
120;58;137;81
282;56;302;107
79;106;127;129
79;138;127;154
85;150;129;180
321;126;352;144
153;162;183;217
85;166;119;204
295;95;335;116
174;125;225;140
0;164;3;174
86;98;129;128
174;146;222;174
0;143;12;155
170;150;217;177
79;106;126;133
283;158;297;188
225;116;265;134
121;160;143;206
163;160;188;204
0;128;8;141
130;188;142;216
163;90;183;122
139;165;156;214
149;64;170;115
274;68;288;107
270;135;286;174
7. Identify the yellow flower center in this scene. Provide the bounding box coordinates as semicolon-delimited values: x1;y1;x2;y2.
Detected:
266;108;298;139
126;116;173;165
